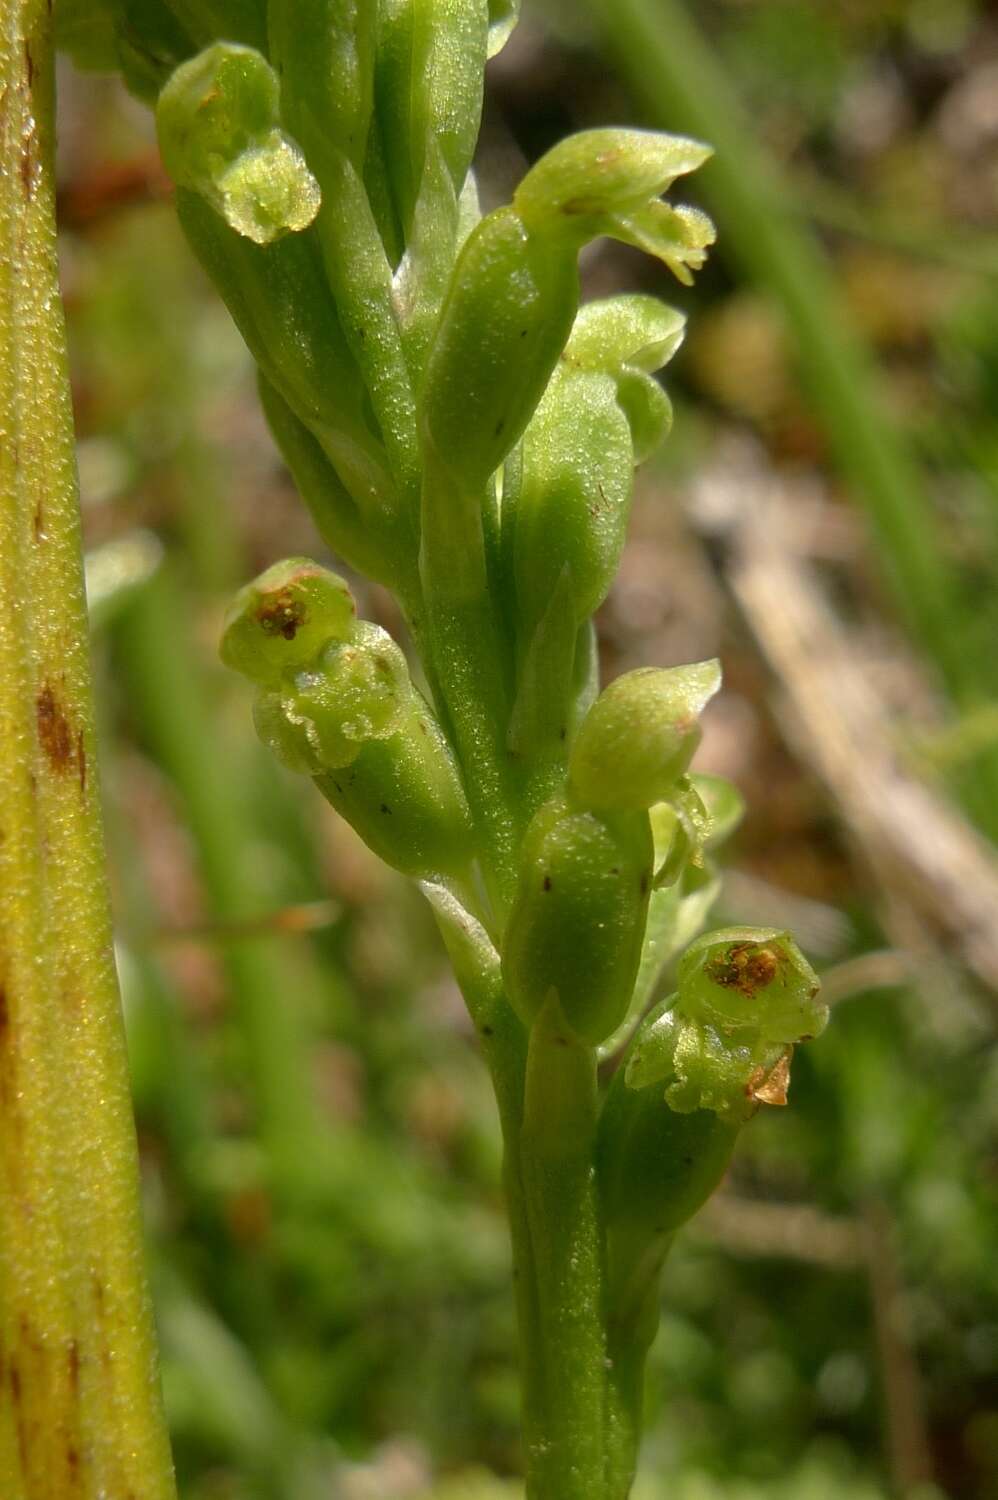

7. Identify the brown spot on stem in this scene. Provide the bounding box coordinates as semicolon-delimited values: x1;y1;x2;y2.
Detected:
542;875;552;891
707;942;780;999
256;588;305;641
33;501;43;540
0;986;8;1040
36;684;74;772
24;43;33;89
67;1340;79;1392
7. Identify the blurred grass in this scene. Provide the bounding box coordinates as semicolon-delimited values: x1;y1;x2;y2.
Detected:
58;6;998;1497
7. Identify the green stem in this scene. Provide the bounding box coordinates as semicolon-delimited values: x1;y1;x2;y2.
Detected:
0;6;175;1494
517;998;608;1499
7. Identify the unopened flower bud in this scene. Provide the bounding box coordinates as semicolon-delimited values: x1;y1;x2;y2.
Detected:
157;43;321;244
569;660;721;812
421;206;578;490
501;795;653;1045
220;559;356;688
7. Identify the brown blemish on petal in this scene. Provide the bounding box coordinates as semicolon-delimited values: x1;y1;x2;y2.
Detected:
256;588;306;641
36;683;73;771
707;941;779;999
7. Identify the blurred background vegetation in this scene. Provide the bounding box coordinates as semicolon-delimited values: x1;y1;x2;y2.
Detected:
57;1;997;1496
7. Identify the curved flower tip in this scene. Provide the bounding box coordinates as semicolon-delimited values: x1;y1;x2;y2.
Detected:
157;42;321;245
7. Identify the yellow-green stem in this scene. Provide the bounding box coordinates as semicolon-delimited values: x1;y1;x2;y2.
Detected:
0;6;176;1494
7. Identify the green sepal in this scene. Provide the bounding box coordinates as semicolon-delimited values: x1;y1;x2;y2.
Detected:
569;660;722;812
514;127;712;269
421;206;579;491
563;294;685;461
565;294;686;376
157;43;321;244
501;794;653;1044
220;557;356;686
313;697;474;880
268;0;376;173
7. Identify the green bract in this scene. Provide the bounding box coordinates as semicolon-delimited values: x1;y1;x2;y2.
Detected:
421;206;578;490
157;43;321;244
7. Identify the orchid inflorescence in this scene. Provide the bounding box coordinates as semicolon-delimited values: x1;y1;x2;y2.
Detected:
61;4;827;1494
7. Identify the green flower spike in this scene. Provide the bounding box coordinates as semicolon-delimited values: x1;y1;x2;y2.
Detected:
569;659;722;813
157;43;321;244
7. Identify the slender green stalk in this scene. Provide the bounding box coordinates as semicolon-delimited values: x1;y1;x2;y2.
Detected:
585;0;998;834
517;1001;606;1498
0;5;175;1493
